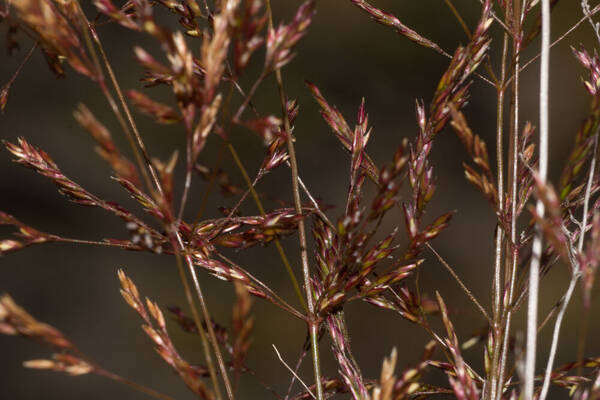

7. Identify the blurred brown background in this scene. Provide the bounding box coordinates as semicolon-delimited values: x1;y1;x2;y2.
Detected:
1;0;600;398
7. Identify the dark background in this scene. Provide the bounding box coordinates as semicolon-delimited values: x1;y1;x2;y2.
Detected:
1;0;600;398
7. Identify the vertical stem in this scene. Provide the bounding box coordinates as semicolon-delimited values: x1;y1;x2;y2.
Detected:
284;95;325;400
525;0;551;397
488;4;510;398
496;2;522;398
493;0;509;326
265;2;324;398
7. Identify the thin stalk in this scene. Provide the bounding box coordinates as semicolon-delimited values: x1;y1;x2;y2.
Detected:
170;238;224;400
577;129;599;256
73;5;154;193
279;55;325;400
577;139;599;386
444;0;471;39
284;347;310;400
583;0;600;43
507;4;600;86
577;3;600;373
273;345;316;400
539;132;598;400
426;243;491;324
539;275;578;399
173;232;235;400
524;0;551;397
488;5;511;397
293;167;336;231
227;142;308;313
538;298;559;333
52;236;141;250
496;2;523;398
95;367;176;400
444;0;500;86
232;72;267;122
2;43;36;103
86;23;163;193
216;252;307;321
265;1;324;398
498;293;570;386
493;4;510;325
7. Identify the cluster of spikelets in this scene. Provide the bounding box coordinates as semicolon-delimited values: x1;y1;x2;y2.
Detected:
3;0;600;399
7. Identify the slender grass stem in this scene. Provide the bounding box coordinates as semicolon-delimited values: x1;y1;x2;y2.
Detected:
539;130;598;400
265;2;324;398
444;0;500;86
525;0;551;397
232;72;267;122
2;43;36;103
227;142;308;313
170;238;225;400
507;4;600;86
216;252;306;321
426;243;491;324
539;275;578;400
497;2;523;398
73;6;154;193
488;6;511;397
276;53;325;400
86;21;163;194
95;367;176;400
173;232;235;400
445;0;471;39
